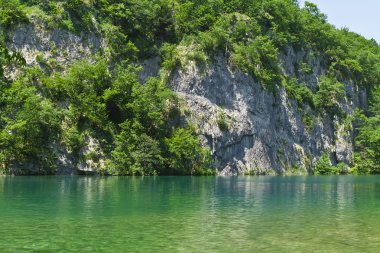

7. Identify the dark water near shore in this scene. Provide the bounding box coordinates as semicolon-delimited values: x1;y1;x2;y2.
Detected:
1;176;380;252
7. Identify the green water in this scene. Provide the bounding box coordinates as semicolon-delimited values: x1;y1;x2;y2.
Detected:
1;176;380;252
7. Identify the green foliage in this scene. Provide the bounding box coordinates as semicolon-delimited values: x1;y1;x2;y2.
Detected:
303;2;327;23
111;124;163;176
231;36;281;89
160;43;181;73
0;55;211;175
314;153;348;175
16;0;380;91
173;0;221;38
108;74;211;175
13;0;380;87
46;59;113;137
0;43;26;80
0;45;8;79
0;70;61;173
165;128;211;175
3;0;380;175
62;126;83;155
314;76;345;116
109;75;177;175
100;23;138;61
217;112;229;132
95;0;175;56
354;85;380;174
301;111;315;133
0;0;28;28
314;153;334;175
284;77;314;107
299;62;312;75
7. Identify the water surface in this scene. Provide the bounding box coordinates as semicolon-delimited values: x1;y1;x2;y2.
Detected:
1;176;380;252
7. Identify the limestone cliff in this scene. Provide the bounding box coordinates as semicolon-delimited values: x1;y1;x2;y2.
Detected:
170;52;366;175
4;21;367;175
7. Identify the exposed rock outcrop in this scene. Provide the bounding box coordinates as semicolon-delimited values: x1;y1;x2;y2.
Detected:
5;21;366;175
5;18;102;79
170;55;364;175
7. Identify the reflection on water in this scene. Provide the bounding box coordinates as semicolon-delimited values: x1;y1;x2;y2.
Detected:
0;176;380;252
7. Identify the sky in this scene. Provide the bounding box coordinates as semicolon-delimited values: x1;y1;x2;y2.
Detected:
299;0;380;42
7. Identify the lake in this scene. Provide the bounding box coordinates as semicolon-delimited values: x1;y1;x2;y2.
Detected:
1;176;380;252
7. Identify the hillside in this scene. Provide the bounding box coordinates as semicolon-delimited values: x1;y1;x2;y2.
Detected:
0;0;379;175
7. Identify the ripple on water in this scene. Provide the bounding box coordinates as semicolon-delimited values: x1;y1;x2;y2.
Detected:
0;176;380;252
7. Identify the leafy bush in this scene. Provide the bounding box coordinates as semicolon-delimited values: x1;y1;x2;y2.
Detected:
0;0;28;28
0;74;61;173
217;112;229;132
111;126;163;176
160;43;181;72
314;153;347;175
165;127;211;175
284;78;314;107
314;76;345;116
314;153;335;175
0;54;212;175
100;23;138;61
231;36;281;90
354;86;380;174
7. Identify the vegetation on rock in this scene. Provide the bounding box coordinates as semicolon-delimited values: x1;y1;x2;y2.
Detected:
1;0;379;174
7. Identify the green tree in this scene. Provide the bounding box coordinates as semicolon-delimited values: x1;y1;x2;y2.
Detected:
314;152;337;175
165;128;211;175
354;86;380;174
110;121;163;175
314;76;345;116
0;78;61;173
0;0;28;28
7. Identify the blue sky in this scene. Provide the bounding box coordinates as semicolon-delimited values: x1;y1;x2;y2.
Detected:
299;0;380;42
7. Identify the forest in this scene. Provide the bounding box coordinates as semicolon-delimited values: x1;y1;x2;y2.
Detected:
0;0;379;175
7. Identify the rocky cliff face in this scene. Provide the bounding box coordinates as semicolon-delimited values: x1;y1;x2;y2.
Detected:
5;22;105;175
170;51;366;175
6;22;367;175
5;18;102;79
